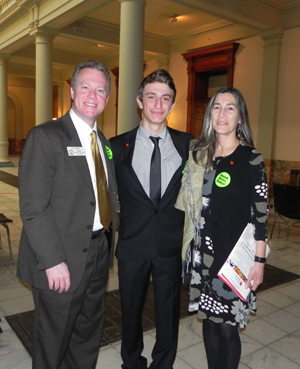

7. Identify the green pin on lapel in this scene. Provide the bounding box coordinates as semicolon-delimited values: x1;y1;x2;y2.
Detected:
182;160;188;174
105;146;113;159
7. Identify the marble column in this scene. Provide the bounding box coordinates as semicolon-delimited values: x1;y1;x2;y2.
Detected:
117;0;146;134
31;29;56;125
0;54;12;166
256;28;284;160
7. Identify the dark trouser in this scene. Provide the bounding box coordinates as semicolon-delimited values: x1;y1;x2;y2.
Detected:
118;255;182;369
32;235;109;369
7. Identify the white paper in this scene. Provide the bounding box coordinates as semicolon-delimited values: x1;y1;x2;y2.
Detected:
218;223;270;301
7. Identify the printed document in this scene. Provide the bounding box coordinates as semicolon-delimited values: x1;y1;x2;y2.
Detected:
218;223;270;301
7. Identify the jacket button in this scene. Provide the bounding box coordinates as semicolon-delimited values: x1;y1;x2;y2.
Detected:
83;248;88;253
90;201;95;206
87;225;92;230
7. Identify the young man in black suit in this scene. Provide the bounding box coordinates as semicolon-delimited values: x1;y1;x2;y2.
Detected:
110;69;192;369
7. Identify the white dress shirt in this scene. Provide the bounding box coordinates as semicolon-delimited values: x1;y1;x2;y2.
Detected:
70;109;108;231
132;123;181;197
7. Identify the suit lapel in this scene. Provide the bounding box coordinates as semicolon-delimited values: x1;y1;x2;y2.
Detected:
63;113;93;192
98;129;115;191
168;127;186;161
123;129;144;184
159;128;186;206
97;130;118;220
120;128;151;200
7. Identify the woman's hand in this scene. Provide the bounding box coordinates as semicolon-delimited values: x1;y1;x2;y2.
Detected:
245;262;265;291
245;240;267;291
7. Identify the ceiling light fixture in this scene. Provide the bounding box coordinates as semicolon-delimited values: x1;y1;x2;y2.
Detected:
170;15;178;24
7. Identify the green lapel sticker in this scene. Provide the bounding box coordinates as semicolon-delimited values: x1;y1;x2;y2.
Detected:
105;146;113;159
215;172;231;187
182;160;188;174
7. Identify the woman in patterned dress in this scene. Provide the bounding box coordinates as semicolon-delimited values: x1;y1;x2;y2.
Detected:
176;87;268;369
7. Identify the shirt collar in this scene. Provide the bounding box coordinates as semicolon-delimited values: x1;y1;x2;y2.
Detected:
138;122;167;141
70;109;97;136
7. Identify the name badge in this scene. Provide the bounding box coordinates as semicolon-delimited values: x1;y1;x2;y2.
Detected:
67;147;86;156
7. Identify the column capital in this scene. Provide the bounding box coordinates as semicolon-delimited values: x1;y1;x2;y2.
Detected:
0;53;11;62
29;27;58;40
261;27;284;46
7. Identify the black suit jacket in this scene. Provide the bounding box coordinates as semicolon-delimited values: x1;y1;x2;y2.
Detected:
17;112;118;292
110;126;192;260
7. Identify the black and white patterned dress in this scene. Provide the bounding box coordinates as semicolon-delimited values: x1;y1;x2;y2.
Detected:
188;145;268;328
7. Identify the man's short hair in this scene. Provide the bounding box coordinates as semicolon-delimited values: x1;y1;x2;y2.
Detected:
70;60;111;96
137;69;176;103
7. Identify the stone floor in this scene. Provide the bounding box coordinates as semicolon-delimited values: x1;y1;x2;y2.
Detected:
0;156;300;369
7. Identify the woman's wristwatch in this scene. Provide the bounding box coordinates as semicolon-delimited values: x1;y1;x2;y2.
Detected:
254;255;266;263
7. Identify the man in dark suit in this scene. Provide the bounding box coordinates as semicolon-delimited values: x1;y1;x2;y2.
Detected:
110;69;192;369
17;60;118;369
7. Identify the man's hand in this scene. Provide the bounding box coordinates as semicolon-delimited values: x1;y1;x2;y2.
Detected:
45;262;71;293
245;262;265;291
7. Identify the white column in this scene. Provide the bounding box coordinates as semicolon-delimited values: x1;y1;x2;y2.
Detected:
31;29;56;125
0;54;12;166
118;0;146;134
256;28;284;160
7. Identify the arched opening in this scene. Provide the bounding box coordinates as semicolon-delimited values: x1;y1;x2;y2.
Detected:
7;92;24;155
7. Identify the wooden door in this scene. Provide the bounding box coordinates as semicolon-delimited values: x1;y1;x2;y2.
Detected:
183;42;239;137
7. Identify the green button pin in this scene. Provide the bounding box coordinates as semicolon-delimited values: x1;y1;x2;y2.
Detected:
182;160;188;174
215;172;231;187
105;146;113;159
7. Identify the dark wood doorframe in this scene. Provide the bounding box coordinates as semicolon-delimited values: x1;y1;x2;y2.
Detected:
182;42;239;137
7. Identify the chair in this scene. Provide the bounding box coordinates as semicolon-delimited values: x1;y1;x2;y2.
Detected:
270;183;300;239
0;213;13;260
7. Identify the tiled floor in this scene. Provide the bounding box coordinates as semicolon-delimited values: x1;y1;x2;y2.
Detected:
0;157;300;369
